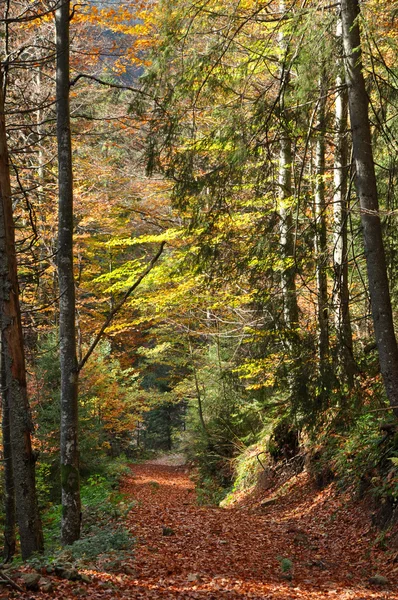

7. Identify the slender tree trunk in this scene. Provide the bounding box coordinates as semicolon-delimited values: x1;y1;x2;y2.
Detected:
314;74;329;379
279;137;299;333
35;50;48;311
0;67;43;559
56;0;81;544
1;349;16;562
166;406;172;451
188;334;210;441
277;1;308;406
333;16;356;386
278;1;299;336
341;0;398;417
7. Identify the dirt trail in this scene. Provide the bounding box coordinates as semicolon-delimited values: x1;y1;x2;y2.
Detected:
121;460;398;599
146;453;187;467
11;460;398;599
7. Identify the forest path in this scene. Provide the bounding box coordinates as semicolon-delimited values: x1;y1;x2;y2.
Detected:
120;460;398;599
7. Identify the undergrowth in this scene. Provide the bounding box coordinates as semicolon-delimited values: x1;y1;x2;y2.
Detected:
41;455;134;564
214;409;398;525
194;475;229;506
221;442;266;506
309;412;398;501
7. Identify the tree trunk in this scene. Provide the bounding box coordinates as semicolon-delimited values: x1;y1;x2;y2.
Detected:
0;67;43;559
56;0;81;545
341;0;398;417
1;349;16;562
333;16;356;387
188;335;209;440
279;136;299;334
276;1;308;407
314;74;329;381
278;0;299;337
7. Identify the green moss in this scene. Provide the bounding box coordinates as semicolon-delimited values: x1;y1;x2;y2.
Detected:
61;464;79;494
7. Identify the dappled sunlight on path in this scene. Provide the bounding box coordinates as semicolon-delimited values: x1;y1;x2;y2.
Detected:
14;460;398;599
120;460;398;599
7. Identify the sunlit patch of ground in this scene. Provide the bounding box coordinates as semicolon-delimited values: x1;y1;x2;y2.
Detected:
119;461;398;599
148;453;188;467
14;459;398;599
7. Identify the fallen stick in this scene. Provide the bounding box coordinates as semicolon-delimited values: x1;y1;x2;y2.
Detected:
0;570;25;593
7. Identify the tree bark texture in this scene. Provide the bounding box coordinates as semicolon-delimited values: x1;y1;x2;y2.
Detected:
0;68;43;559
276;1;308;406
341;0;398;416
333;17;356;385
278;0;299;336
314;75;329;375
279;137;299;333
56;0;81;544
1;351;16;562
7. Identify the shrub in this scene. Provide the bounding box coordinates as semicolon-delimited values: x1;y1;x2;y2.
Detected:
67;526;132;561
41;456;133;558
307;412;398;505
195;475;228;506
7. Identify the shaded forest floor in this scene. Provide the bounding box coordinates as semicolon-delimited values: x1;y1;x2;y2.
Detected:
11;457;398;599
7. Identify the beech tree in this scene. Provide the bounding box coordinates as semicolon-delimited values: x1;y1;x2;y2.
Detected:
56;0;81;545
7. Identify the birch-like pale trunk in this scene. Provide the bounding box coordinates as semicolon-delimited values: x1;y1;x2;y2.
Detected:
279;137;299;333
0;67;43;559
56;0;81;544
278;1;299;336
314;75;329;376
332;17;356;385
277;2;307;404
341;0;398;417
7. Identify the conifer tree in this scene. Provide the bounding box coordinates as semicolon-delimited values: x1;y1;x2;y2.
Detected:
0;64;43;560
341;0;398;417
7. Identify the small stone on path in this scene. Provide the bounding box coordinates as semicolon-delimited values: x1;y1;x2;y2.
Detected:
21;573;41;591
369;574;389;586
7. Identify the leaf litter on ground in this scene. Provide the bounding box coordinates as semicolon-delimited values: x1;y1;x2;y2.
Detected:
6;455;398;599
